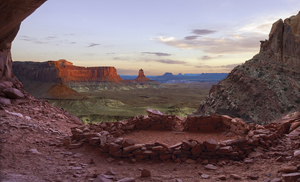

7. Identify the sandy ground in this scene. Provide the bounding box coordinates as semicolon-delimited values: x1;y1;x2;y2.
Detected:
123;130;237;145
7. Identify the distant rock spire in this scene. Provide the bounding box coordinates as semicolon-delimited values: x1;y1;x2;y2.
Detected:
135;68;150;82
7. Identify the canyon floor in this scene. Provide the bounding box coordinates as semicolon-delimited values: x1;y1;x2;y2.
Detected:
45;82;214;123
1;95;300;182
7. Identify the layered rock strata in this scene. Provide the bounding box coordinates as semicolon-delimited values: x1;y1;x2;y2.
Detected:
194;12;300;123
69;109;299;162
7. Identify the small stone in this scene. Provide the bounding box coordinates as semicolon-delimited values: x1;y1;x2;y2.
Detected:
276;156;285;162
201;159;209;165
185;159;196;164
0;98;11;105
244;158;254;164
279;166;298;173
94;174;113;182
106;157;115;163
281;172;300;182
64;152;73;156
73;153;84;158
205;164;218;170
201;174;210;179
28;149;41;155
230;174;242;180
218;175;227;180
117;161;124;165
122;139;135;147
270;178;282;182
294;150;300;158
117;178;136;182
3;88;24;99
247;173;259;180
73;173;81;178
141;169;151;177
175;179;183;182
105;169;116;175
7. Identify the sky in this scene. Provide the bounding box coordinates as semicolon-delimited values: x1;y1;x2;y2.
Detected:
11;0;300;75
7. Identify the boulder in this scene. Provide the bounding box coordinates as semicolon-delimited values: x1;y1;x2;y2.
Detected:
3;88;24;99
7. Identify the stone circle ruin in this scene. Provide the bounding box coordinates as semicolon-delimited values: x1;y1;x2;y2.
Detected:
70;109;300;163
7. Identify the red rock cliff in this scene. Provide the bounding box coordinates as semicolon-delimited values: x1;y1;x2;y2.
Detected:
260;11;300;67
48;60;123;83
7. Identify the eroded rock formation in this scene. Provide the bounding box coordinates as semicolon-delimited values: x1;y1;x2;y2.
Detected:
0;0;46;82
134;69;150;82
194;12;300;123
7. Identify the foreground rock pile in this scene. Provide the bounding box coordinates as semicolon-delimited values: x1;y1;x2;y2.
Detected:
69;109;300;165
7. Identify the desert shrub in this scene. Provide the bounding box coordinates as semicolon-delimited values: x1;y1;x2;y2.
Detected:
280;109;284;113
283;87;288;91
287;106;293;112
295;100;300;104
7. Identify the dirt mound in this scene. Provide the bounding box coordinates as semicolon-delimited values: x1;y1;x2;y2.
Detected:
47;83;83;99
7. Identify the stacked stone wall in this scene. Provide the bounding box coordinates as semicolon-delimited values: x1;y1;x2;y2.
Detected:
69;109;298;163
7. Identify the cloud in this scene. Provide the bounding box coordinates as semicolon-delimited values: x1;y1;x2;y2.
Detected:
200;55;213;60
184;36;199;40
142;52;171;56
192;29;217;35
219;63;241;69
154;59;187;65
155;34;264;54
19;36;48;44
194;63;241;70
199;55;223;61
19;35;77;45
87;43;101;47
45;36;57;40
117;68;138;75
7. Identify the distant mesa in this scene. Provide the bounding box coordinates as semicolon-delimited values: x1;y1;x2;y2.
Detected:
12;60;158;98
48;59;123;83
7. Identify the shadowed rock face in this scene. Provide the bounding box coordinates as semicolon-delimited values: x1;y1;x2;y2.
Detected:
194;12;300;123
0;0;46;82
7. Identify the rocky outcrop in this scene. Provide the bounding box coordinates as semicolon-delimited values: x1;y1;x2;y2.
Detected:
194;12;300;123
134;69;150;82
260;12;300;67
0;0;46;82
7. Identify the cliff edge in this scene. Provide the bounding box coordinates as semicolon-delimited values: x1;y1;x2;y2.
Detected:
194;12;300;123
